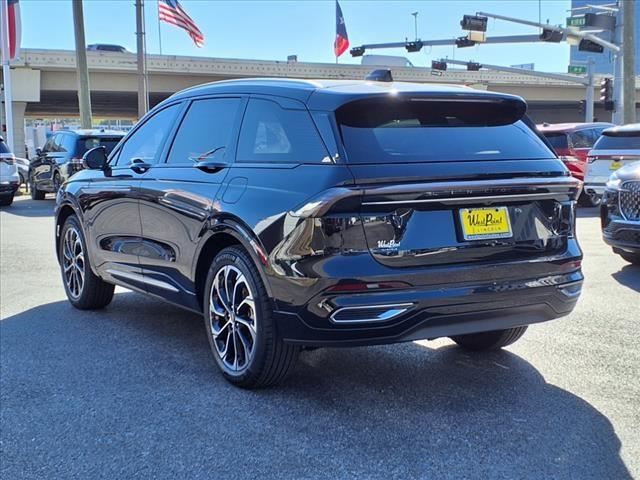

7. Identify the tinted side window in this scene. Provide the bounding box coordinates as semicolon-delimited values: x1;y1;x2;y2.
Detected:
116;104;180;165
237;98;328;163
570;129;595;149
61;134;76;153
167;98;241;164
0;140;10;154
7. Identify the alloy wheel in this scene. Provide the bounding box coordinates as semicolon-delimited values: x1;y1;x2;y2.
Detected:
209;265;257;372
62;226;85;299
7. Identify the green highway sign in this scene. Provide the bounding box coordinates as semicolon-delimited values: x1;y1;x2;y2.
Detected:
568;65;587;74
567;16;587;27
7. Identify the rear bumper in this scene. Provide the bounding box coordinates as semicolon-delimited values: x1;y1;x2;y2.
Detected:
0;180;19;195
276;270;583;347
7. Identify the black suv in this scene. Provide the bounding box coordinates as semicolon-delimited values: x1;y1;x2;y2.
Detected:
55;79;583;388
30;130;123;199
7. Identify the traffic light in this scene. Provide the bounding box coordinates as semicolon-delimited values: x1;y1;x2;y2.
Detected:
431;60;447;71
405;41;423;53
460;15;488;32
539;29;563;42
578;39;604;53
350;46;365;57
578;100;585;115
467;62;482;71
455;36;476;48
600;78;615;111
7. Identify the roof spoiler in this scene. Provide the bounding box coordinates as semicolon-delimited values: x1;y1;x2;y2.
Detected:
365;69;393;82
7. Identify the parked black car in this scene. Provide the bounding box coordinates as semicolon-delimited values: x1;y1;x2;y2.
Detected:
601;161;640;265
30;130;123;199
55;79;583;388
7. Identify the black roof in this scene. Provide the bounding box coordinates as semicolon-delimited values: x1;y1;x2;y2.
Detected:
167;78;524;111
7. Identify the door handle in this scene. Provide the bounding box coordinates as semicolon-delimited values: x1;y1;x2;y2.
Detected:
129;158;152;173
194;160;230;173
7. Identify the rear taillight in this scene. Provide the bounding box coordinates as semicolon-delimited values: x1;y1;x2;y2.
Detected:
559;155;581;163
0;155;15;165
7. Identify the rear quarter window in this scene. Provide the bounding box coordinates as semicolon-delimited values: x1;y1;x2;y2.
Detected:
237;98;328;163
78;137;122;156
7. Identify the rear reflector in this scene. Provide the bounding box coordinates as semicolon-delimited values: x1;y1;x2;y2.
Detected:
326;281;411;293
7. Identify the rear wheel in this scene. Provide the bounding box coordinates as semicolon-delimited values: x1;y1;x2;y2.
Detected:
60;215;114;310
204;246;299;388
450;326;528;351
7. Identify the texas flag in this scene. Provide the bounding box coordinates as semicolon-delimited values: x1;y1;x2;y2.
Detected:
334;0;349;57
5;0;21;60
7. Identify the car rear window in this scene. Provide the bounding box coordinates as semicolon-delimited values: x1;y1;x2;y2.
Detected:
77;137;121;156
543;132;569;150
0;140;10;154
336;97;553;163
593;134;640;150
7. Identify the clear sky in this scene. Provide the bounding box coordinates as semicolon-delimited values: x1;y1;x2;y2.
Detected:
21;0;575;72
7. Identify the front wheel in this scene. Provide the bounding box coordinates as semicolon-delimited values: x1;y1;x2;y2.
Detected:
204;246;299;388
618;251;640;265
577;191;600;207
60;215;114;310
450;326;528;351
30;178;45;200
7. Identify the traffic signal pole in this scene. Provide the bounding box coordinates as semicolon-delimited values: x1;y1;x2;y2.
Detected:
622;0;636;124
72;0;92;129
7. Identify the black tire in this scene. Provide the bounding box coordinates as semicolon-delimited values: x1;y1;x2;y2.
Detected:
618;251;640;265
18;172;25;188
0;194;13;206
53;172;62;192
450;326;528;351
30;178;45;200
203;246;299;388
577;191;599;207
59;214;114;310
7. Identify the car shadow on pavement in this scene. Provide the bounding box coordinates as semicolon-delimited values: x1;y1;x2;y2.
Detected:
0;292;632;479
0;196;55;217
612;264;640;292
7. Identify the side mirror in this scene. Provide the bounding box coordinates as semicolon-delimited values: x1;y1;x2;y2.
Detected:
83;146;108;170
35;147;42;156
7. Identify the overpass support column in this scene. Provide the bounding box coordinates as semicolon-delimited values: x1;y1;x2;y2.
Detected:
9;101;26;158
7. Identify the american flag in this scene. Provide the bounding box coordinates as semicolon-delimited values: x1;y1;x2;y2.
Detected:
158;0;204;48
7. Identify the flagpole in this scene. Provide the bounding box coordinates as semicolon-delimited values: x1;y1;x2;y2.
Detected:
157;1;163;55
0;0;15;152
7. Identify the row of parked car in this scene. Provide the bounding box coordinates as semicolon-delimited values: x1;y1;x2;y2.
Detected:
0;130;124;205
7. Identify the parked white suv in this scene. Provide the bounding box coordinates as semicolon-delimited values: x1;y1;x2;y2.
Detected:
584;124;640;204
0;137;20;206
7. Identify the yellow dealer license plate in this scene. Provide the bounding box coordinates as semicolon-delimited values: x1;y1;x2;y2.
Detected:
459;207;513;241
610;161;623;170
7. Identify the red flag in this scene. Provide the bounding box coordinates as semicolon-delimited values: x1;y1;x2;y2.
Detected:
334;1;349;57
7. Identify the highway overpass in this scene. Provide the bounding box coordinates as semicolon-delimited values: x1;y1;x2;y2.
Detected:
2;48;639;150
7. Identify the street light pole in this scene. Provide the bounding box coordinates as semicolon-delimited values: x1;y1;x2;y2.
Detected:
411;12;419;41
612;3;624;124
135;0;149;118
0;0;14;151
72;0;92;129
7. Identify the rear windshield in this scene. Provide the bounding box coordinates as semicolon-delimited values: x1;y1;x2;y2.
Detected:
0;140;9;154
543;132;569;150
593;134;640;150
77;137;121;156
336;97;553;163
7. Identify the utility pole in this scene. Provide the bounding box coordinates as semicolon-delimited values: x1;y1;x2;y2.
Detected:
0;0;15;151
622;0;636;124
586;59;595;122
72;0;92;129
136;0;149;118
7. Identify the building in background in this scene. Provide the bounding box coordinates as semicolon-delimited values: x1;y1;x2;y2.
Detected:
569;0;639;74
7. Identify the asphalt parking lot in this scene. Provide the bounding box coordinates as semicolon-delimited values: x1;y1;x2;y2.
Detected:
1;195;638;479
